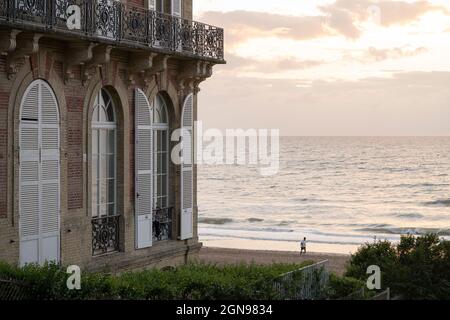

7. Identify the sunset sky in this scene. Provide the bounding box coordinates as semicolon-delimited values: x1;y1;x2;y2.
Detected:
194;0;450;136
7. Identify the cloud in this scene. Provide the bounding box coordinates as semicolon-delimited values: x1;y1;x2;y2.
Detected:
199;11;328;48
198;71;450;136
198;1;448;47
224;54;324;74
362;46;428;62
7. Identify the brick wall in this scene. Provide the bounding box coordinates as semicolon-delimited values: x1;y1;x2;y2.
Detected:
183;0;193;20
0;56;9;218
126;0;145;8
125;0;193;20
0;11;204;269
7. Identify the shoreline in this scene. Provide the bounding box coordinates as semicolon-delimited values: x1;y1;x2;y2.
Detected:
200;236;359;255
198;246;351;275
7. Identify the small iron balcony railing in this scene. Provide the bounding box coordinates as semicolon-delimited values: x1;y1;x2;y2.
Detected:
92;214;120;256
153;207;173;242
0;0;224;61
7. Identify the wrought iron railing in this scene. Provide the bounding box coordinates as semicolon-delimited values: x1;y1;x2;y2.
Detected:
92;214;120;256
0;0;224;61
153;207;173;242
0;279;29;300
274;260;330;300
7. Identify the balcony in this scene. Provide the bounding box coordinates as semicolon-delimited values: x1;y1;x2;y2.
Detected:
0;0;224;62
153;207;173;242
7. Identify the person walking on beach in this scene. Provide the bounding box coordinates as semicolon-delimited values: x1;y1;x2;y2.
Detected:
300;237;307;255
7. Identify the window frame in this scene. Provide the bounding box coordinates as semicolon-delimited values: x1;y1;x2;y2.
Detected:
151;94;170;210
91;89;118;219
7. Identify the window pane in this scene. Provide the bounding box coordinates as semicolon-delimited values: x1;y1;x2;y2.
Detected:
100;203;107;217
162;174;167;197
156;0;162;12
99;106;108;122
108;203;115;216
92;106;99;122
92;130;99;154
161;196;167;208
157;175;162;197
108;130;115;154
161;153;168;174
92;155;98;182
107;179;115;204
158;153;164;174
101;90;110;109
100;175;107;204
107;105;115;122
92;180;98;217
156;197;164;209
100;155;107;182
100;130;107;154
161;131;167;150
107;155;115;178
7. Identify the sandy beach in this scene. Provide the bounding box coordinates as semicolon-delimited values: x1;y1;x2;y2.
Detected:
198;247;350;275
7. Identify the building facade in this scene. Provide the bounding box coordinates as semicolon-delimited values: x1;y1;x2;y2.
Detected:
0;0;224;271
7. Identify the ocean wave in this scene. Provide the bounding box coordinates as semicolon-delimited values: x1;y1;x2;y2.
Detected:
397;213;424;219
423;199;450;207
200;232;365;246
198;217;233;225
247;218;264;223
392;183;449;188
277;220;294;226
357;226;450;236
201;225;295;233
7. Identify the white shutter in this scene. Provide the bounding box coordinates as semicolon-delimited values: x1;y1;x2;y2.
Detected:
172;0;181;17
180;93;193;240
19;82;40;266
147;0;156;10
39;83;60;263
19;80;60;266
135;89;153;249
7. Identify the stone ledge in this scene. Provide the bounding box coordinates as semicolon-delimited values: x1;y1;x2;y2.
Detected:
84;242;203;273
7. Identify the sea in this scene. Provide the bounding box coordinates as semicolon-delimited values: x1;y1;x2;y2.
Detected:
198;137;450;254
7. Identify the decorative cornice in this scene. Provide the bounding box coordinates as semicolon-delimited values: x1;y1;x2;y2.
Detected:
6;33;43;79
177;60;213;97
64;42;98;83
0;29;21;55
82;45;112;85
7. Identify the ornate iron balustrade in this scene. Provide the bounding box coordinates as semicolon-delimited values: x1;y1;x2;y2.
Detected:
153;207;173;242
92;215;120;256
0;0;224;61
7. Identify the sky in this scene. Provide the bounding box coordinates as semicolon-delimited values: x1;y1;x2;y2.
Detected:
193;0;450;136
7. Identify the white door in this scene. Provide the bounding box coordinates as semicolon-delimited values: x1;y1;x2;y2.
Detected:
180;93;194;240
19;80;60;266
135;89;153;249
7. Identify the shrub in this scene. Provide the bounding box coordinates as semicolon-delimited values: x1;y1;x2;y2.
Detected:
0;261;312;300
326;274;367;300
344;234;450;299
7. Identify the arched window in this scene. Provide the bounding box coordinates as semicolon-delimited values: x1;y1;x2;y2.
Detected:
152;94;169;209
19;79;60;266
91;89;119;255
92;89;116;218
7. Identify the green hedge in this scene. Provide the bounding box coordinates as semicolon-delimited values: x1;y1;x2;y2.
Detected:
0;262;313;300
326;274;368;300
345;234;450;299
